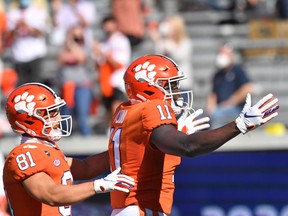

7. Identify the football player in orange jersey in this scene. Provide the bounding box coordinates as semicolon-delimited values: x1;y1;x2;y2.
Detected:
3;82;135;216
108;54;279;216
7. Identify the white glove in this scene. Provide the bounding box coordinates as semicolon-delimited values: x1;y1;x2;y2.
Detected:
178;108;210;135
235;93;279;134
93;167;135;193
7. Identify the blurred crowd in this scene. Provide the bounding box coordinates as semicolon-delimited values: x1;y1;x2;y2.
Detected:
177;0;288;22
0;0;148;137
0;0;287;138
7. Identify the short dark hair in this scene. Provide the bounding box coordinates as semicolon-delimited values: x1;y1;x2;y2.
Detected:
101;15;117;25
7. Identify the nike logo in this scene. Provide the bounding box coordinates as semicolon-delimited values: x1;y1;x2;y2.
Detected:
244;113;262;118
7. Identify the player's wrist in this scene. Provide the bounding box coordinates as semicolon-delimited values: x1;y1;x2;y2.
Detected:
235;116;247;134
93;178;107;193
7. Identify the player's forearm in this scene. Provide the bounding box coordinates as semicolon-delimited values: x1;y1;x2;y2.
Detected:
182;122;240;157
152;123;240;158
42;182;95;206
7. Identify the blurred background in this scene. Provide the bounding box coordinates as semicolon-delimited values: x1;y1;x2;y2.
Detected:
1;0;288;215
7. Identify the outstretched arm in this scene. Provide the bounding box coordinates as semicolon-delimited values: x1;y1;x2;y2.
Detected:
151;122;239;157
151;93;279;158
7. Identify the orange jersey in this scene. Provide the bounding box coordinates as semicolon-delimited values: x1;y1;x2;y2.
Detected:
3;140;73;216
108;99;181;214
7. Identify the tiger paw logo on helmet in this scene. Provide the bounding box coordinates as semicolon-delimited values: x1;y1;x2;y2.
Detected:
134;61;157;83
14;92;36;116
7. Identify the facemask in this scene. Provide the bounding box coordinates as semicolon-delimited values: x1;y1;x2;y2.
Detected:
215;54;231;69
19;0;31;9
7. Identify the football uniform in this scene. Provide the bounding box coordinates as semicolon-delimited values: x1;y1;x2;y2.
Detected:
3;137;73;216
109;99;180;215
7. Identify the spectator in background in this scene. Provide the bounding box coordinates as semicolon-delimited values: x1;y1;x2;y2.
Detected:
149;15;194;100
206;43;253;129
276;0;288;19
5;0;48;86
111;0;147;48
57;25;94;136
244;0;275;20
50;0;96;48
0;5;10;214
0;0;6;94
0;1;17;140
93;15;131;127
0;0;6;54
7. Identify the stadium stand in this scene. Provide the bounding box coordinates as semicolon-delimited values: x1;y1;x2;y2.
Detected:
1;0;287;147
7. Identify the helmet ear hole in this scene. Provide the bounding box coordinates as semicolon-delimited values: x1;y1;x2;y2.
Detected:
24;120;34;125
143;90;154;96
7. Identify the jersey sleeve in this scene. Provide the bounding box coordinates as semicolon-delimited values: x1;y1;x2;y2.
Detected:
7;146;48;182
142;100;177;132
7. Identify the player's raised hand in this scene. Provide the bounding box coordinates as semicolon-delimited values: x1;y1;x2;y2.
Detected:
235;93;279;134
93;167;135;193
178;108;210;135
